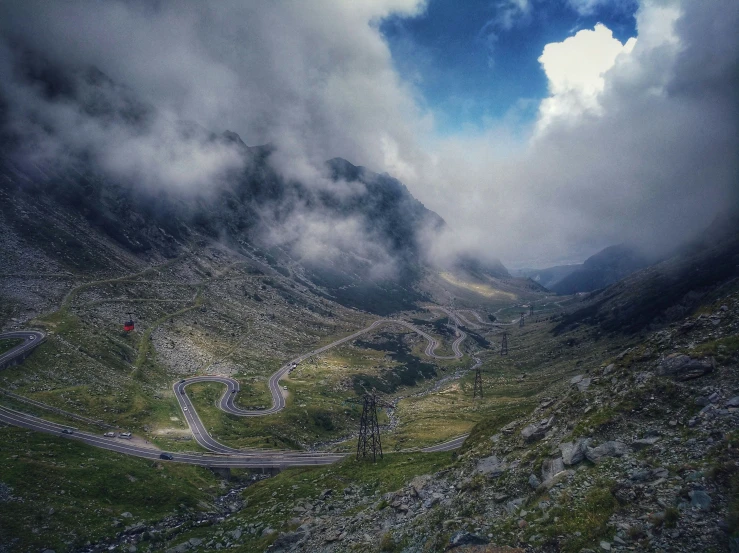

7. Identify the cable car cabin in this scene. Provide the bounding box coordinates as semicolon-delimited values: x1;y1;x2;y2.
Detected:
123;319;135;332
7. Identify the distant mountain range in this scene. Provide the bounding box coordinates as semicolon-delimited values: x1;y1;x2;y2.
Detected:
553;210;739;334
516;244;654;295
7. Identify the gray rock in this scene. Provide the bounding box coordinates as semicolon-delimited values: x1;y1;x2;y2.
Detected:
504;497;526;515
689;490;712;510
188;538;202;547
586;441;629;463
600;541;612;551
657;354;714;381
630;469;653;482
448;531;488;548
521;416;554;443
229;529;242;540
726;396;739;408
695;396;710;406
271;531;306;551
541;457;565;482
632;436;660;450
528;474;541;489
603;363;615;376
653;467;669;479
476;455;507;477
570;374;585;384
521;425;543;442
576;377;592;392
560;438;589;465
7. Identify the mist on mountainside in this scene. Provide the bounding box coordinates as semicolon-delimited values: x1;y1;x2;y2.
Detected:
1;0;736;271
0;47;505;316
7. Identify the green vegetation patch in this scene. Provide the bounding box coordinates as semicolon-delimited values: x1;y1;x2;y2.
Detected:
352;333;437;394
537;479;619;552
692;334;739;364
0;338;23;356
0;426;217;553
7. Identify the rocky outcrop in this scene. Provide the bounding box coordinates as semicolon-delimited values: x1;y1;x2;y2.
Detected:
520;416;554;443
476;455;507;478
585;441;630;463
656;354;714;381
559;438;590;465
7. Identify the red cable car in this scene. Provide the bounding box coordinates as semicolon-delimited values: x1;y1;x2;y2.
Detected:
123;312;135;332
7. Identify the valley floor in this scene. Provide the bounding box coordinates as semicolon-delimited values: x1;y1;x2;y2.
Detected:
0;250;737;553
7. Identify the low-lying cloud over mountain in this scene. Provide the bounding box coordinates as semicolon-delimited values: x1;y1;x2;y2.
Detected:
0;0;736;269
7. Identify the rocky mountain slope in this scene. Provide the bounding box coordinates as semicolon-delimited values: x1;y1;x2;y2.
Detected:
48;260;734;553
554;211;739;335
0;53;449;317
548;245;653;296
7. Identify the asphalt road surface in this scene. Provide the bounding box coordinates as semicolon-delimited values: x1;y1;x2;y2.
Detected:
0;330;45;368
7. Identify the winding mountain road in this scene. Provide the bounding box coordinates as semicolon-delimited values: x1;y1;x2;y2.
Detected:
0;330;45;369
0;311;481;467
173;317;468;454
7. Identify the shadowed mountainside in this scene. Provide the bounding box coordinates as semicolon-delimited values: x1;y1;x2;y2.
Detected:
553;211;739;335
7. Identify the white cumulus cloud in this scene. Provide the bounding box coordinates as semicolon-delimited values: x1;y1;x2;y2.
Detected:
536;24;637;134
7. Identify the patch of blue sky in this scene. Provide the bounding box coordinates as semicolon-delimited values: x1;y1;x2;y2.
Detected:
380;0;637;134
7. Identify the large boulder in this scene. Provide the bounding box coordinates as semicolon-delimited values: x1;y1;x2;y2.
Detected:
541;457;565;482
521;416;554;443
586;441;630;463
447;531;489;549
570;374;592;391
657;354;714;381
271;531;306;551
559;438;590;465
476;455;507;478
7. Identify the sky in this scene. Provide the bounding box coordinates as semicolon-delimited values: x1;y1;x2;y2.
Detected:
0;0;737;269
381;0;639;133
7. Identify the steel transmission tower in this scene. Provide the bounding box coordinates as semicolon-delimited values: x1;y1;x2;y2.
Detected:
473;367;483;398
356;394;383;461
529;304;534;316
500;332;508;356
519;312;525;327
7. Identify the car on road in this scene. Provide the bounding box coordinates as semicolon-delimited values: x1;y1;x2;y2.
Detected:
103;432;115;437
180;379;185;383
159;453;173;460
119;432;132;439
183;407;188;411
61;428;73;434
